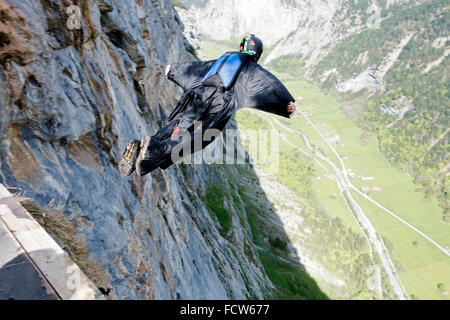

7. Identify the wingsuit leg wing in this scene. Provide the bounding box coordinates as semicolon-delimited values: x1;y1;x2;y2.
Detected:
137;94;234;176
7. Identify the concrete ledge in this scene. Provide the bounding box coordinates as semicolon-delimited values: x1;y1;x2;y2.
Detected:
0;184;103;300
0;217;58;300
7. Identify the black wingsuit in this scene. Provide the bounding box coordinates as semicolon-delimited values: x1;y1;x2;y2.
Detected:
139;52;295;175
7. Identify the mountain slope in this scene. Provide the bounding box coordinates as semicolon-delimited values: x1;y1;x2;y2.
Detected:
311;0;449;220
186;0;449;221
178;0;449;299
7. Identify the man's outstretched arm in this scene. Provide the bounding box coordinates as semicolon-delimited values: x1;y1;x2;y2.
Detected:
242;64;296;118
164;60;215;91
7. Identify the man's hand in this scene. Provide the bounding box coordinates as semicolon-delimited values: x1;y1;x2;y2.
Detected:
287;101;296;118
165;64;171;77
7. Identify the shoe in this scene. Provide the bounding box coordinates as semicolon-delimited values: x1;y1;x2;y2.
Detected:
136;135;150;176
119;140;140;176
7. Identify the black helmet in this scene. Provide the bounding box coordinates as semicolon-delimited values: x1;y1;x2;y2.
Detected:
240;34;263;62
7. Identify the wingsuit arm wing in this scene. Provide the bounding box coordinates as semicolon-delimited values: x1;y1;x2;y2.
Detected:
167;60;216;91
244;64;295;118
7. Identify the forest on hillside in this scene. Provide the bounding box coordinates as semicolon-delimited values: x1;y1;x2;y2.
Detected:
311;0;449;220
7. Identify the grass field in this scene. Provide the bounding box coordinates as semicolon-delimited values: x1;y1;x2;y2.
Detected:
281;77;449;242
352;191;449;299
271;72;450;300
202;39;449;299
243;108;367;236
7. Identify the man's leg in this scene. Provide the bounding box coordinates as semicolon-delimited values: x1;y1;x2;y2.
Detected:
135;118;192;175
138;109;233;175
137;124;197;175
119;119;179;177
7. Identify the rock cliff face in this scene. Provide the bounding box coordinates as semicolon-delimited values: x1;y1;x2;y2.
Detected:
188;0;422;71
0;0;273;299
189;0;347;67
175;5;206;60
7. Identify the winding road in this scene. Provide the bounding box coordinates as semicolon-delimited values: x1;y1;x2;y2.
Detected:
262;112;408;299
294;111;449;258
249;105;449;299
